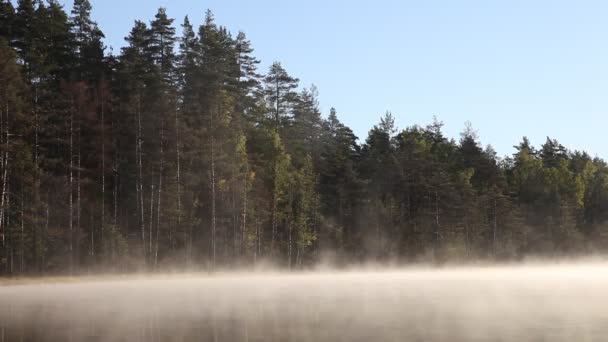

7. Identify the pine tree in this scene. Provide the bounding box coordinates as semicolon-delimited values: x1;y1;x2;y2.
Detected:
149;7;176;85
288;86;323;168
118;20;154;265
69;0;105;82
0;0;15;39
360;112;398;259
263;62;299;130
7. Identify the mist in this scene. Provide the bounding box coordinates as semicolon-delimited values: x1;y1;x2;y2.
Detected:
1;262;607;342
2;0;608;340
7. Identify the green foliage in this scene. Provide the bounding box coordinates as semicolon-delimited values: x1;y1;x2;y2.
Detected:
2;3;608;275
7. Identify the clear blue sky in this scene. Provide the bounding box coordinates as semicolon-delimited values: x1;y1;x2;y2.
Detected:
58;0;608;158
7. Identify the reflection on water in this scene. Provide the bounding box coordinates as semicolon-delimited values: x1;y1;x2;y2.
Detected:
1;264;607;342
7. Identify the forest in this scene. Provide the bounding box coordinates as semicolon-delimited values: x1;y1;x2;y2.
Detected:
1;0;608;275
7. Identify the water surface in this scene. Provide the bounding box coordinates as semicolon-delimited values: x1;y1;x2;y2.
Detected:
0;263;606;341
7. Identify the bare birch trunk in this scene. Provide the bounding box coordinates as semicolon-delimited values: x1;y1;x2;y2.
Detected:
89;206;94;271
155;119;164;269
101;90;105;250
434;190;440;261
0;100;4;273
20;185;24;274
288;220;292;270
0;101;7;255
464;207;470;257
137;93;146;263
4;181;9;274
76;103;81;271
253;219;257;265
90;212;95;260
34;94;40;272
149;183;155;268
69;98;74;274
175;107;181;255
493;198;498;259
188;193;194;266
113;151;119;267
113;127;119;249
135;120;140;260
255;217;260;266
44;192;49;272
271;185;277;257
241;167;247;259
232;186;237;262
211;109;217;270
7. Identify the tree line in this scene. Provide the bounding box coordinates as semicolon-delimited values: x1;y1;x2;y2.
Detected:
1;0;608;275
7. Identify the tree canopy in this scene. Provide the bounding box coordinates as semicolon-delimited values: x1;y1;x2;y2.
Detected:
0;2;606;275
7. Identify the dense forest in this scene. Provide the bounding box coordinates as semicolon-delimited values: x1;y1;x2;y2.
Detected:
0;0;608;275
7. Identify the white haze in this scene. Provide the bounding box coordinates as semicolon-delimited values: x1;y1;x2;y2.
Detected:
1;262;608;341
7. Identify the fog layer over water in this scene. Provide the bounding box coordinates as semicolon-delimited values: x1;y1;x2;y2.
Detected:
1;263;607;341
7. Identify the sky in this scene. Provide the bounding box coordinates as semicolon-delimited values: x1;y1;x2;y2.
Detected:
56;0;608;158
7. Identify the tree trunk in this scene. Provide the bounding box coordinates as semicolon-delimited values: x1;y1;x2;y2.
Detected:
0;100;3;255
155;119;164;270
101;90;105;252
43;192;49;273
464;208;470;257
188;193;195;266
493;197;498;259
76;103;82;272
34;96;40;273
4;180;9;274
275;78;280;128
113;129;119;259
149;183;155;268
0;99;10;268
288;220;292;270
254;217;259;266
241;165;248;259
271;168;277;258
90;208;95;260
232;185;237;263
20;184;24;274
113;151;119;267
69;97;74;274
137;92;146;263
210;109;217;269
175;107;181;255
434;190;440;261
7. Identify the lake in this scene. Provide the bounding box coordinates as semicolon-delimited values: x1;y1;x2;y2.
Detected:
0;263;606;341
